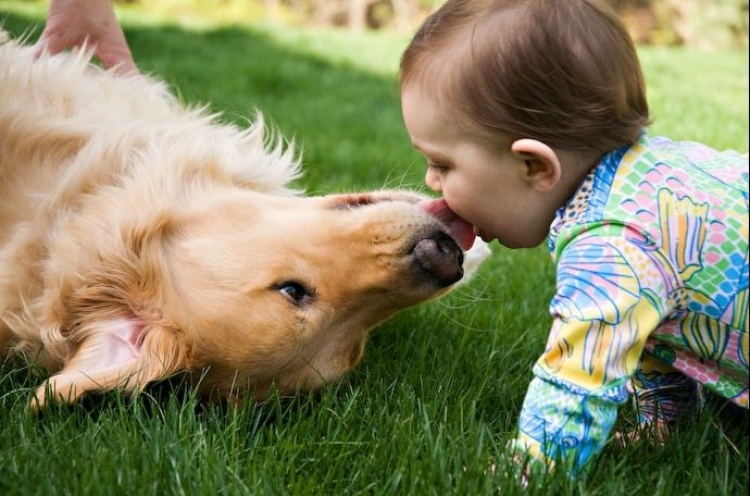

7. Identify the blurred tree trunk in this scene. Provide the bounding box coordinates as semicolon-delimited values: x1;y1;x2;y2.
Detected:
265;0;280;20
391;0;415;34
349;0;368;32
261;0;747;47
311;0;338;26
607;0;748;48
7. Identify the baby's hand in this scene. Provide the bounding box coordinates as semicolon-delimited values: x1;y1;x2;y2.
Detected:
34;0;137;75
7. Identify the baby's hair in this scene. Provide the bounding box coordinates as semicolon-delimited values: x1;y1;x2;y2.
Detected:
400;0;650;154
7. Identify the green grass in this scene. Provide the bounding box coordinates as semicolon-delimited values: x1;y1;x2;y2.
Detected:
1;3;748;495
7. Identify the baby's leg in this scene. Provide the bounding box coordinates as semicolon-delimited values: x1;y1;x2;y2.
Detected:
626;352;703;443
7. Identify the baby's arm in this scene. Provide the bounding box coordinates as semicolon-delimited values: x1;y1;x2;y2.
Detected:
510;234;677;478
509;368;624;478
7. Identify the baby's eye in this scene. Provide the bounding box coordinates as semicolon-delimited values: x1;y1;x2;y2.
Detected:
428;162;449;174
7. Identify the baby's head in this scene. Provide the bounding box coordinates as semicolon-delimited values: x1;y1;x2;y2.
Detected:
401;0;649;153
400;0;650;248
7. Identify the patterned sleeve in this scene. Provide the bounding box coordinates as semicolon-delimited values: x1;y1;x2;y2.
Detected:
510;233;674;477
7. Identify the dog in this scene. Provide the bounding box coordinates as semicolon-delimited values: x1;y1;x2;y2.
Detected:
0;33;488;407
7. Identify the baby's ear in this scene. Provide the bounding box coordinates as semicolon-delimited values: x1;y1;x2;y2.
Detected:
511;138;562;192
31;317;188;409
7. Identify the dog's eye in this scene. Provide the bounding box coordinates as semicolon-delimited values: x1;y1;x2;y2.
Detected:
276;281;313;305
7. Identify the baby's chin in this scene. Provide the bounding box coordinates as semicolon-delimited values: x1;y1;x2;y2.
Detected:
474;227;495;244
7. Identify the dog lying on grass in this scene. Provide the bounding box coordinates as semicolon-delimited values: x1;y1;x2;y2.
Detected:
0;33;488;408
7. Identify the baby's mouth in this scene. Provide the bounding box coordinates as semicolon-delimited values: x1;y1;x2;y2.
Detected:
417;198;476;250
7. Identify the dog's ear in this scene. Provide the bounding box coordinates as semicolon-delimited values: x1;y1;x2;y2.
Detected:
31;316;188;409
30;209;190;409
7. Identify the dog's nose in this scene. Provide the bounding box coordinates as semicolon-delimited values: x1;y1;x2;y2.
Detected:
412;232;464;286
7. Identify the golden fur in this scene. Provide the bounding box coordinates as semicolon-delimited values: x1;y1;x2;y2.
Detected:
0;34;487;407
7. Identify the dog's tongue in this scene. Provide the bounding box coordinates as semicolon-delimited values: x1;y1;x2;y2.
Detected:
418;198;476;250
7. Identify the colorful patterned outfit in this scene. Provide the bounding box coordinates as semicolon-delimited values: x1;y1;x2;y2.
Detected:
510;133;749;477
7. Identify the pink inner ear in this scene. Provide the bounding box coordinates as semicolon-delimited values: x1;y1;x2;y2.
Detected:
34;317;149;406
79;317;146;373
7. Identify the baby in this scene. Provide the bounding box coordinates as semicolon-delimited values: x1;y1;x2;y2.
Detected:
403;0;749;478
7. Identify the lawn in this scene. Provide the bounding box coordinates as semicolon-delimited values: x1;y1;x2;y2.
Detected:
0;3;748;495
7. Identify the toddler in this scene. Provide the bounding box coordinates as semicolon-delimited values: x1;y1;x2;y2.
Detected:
402;0;749;478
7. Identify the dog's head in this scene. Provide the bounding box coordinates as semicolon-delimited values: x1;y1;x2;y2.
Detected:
34;188;488;406
163;190;480;399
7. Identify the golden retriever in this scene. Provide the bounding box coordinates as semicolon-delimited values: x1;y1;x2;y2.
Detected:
0;33;488;407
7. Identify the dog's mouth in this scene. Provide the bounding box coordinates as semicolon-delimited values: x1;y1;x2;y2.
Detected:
416;198;475;251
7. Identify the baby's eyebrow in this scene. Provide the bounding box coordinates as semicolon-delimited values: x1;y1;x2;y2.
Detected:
411;138;433;152
412;142;445;160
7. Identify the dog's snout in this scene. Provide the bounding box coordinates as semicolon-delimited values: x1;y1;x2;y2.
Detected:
412;232;464;287
327;192;423;210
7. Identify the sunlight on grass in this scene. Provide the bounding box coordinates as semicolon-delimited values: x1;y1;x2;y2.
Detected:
641;46;750;150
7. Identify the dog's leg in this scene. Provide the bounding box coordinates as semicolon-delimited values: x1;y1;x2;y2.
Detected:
33;359;141;409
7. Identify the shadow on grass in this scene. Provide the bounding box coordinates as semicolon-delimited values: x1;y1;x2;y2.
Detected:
6;359;337;438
